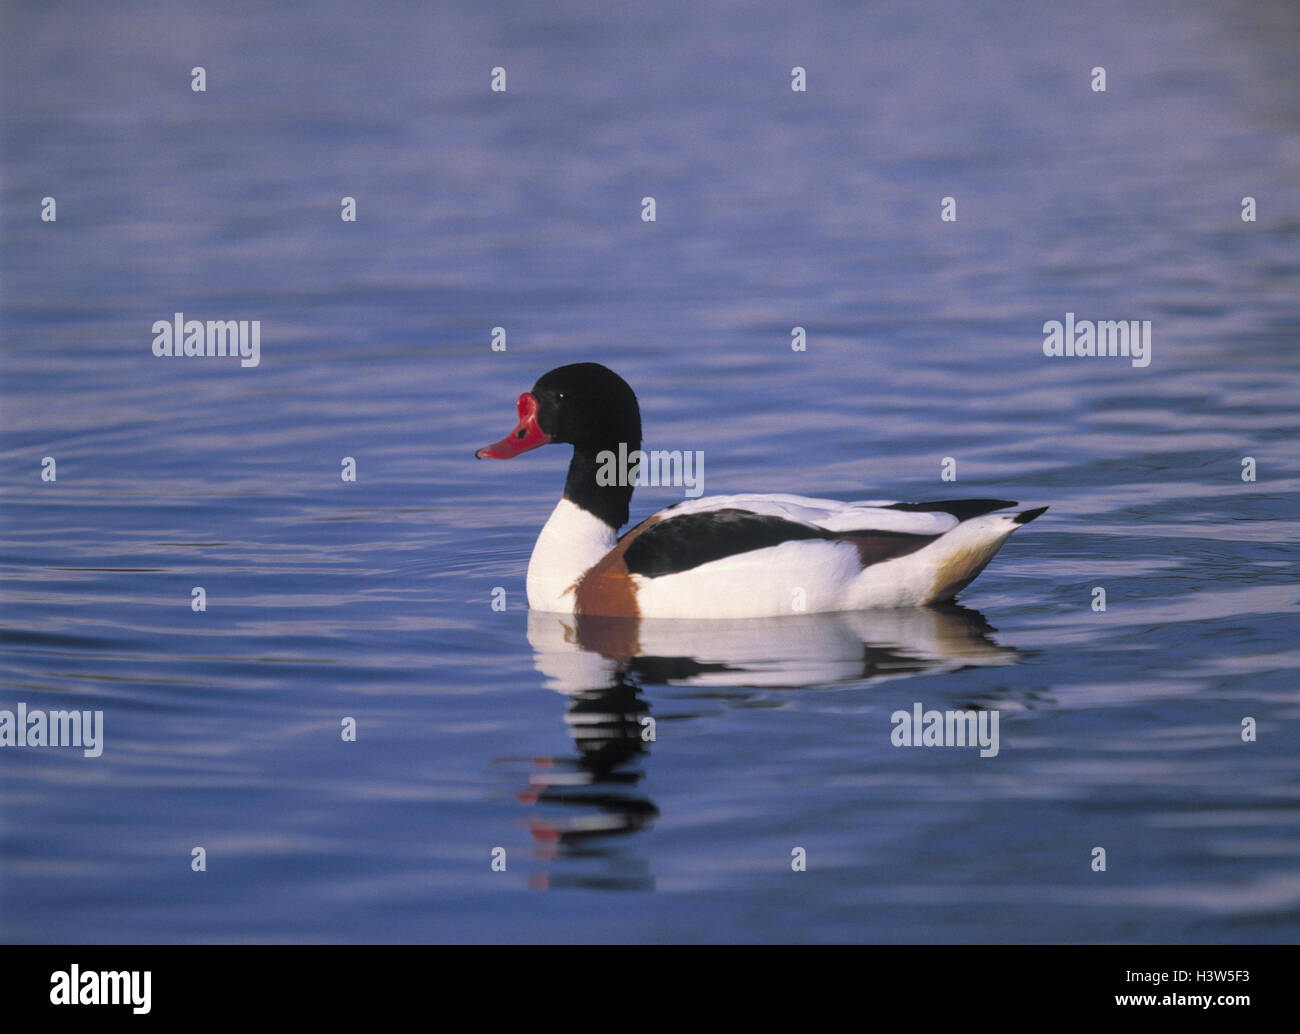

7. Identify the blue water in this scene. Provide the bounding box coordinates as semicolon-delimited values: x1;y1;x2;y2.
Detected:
2;0;1298;943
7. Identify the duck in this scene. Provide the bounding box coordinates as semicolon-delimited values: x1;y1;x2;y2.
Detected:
476;362;1046;619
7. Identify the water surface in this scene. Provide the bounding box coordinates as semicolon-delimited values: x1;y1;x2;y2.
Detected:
2;0;1299;942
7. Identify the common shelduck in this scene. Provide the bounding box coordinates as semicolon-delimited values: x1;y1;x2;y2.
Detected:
476;363;1046;619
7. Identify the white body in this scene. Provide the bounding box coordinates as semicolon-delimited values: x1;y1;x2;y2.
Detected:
526;494;1030;618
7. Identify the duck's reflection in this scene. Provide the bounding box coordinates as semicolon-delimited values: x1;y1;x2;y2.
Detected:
519;603;1021;890
530;603;1019;693
518;667;659;892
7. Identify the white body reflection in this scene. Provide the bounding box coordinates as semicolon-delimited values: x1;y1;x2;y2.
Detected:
528;604;1019;694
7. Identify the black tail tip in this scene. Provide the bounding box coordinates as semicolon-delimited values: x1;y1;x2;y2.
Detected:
1014;505;1049;525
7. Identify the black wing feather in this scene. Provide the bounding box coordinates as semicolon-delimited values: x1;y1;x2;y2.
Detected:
622;507;938;579
623;509;825;578
883;498;1016;521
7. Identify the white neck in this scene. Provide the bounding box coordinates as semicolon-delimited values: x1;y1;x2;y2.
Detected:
526;498;620;613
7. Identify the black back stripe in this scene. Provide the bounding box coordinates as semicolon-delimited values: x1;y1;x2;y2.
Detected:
622;508;938;579
883;498;1017;521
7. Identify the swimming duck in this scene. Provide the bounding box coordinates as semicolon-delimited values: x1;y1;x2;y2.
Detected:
476;362;1045;618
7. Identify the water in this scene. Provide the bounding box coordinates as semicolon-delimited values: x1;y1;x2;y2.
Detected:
1;0;1298;943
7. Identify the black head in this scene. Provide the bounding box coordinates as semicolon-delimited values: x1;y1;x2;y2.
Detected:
475;363;643;530
531;363;641;453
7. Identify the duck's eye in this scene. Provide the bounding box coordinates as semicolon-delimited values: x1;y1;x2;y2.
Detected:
516;428;526;439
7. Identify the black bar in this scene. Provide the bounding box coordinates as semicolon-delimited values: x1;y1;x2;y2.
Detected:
0;944;1288;1021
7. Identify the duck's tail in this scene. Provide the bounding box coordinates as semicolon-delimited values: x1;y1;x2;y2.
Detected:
1014;505;1050;525
919;504;1048;604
